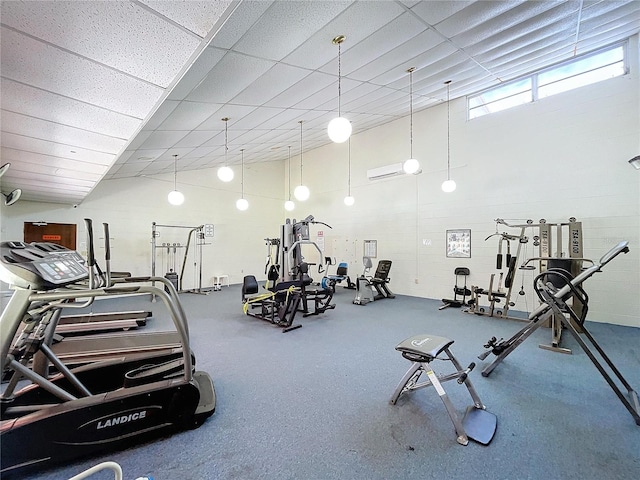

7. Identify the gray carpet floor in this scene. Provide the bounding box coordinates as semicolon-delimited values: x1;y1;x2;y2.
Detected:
12;284;640;480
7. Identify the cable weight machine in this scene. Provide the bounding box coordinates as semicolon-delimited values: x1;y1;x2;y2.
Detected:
151;223;213;297
469;217;589;354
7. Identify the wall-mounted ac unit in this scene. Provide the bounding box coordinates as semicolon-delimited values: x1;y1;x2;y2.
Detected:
366;162;421;181
366;163;404;180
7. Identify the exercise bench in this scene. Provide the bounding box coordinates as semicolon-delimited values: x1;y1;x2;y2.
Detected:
390;334;498;446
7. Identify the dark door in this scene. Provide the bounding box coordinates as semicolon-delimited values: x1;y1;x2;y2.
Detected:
24;222;77;250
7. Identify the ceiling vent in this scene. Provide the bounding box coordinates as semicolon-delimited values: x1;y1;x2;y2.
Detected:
366;163;421;181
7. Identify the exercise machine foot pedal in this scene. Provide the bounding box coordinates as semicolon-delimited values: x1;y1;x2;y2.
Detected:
462;406;497;445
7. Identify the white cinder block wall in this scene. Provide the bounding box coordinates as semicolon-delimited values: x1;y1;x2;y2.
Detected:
1;161;287;295
1;38;638;327
297;37;640;328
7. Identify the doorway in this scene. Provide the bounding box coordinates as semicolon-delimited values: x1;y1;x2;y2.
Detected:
24;222;77;250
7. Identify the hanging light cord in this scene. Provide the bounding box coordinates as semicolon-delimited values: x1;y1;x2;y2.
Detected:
299;120;304;183
287;146;292;200
338;41;342;116
348;138;351;196
173;154;178;190
409;68;414;158
240;149;244;196
446;81;451;181
223;118;229;166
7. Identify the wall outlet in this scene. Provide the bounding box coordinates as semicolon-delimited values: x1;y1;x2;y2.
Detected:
414;278;419;284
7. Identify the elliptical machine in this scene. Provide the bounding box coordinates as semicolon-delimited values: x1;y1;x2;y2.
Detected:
0;219;216;476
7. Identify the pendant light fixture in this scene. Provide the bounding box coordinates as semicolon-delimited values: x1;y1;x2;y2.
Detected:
441;80;457;193
217;117;234;182
167;154;185;206
236;149;248;210
344;138;354;206
327;35;352;144
284;145;295;211
403;67;420;175
294;120;310;201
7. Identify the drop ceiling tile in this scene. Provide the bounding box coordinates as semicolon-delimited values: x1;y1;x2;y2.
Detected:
1;27;164;118
139;0;233;38
1;1;201;87
112;161;154;175
138;131;191;150
197;105;258;133
451;1;563;49
16;180;92;194
332;13;428;76
126;131;154;151
157;101;223;130
233;1;352;61
142;100;181;130
126;149;168;162
231;107;289;131
471;20;577;65
1;79;142;139
354;90;407;116
409;0;475;26
576;23;640;53
10;168;97;188
433;1;528;37
185;51;276;103
1;132;114;165
1;111;126;154
580;2;640;36
172;130;219;149
1;148;108;176
209;0;275;49
166;47;227;101
265;71;335;108
316;82;381;113
283;0;405;70
463;2;579;56
233;128;283;146
485;35;574;73
231;64;312;106
370;42;459;87
184;145;218;159
348;28;444;82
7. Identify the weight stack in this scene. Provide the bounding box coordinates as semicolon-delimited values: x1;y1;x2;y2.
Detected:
165;270;179;293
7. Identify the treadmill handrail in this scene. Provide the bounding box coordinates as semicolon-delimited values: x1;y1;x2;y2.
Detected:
14;284;193;382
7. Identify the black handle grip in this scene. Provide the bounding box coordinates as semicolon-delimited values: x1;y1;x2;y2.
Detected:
84;218;95;267
496;254;502;269
457;362;476;384
103;223;111;261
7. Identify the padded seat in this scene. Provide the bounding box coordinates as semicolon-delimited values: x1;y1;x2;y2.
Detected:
395;334;454;362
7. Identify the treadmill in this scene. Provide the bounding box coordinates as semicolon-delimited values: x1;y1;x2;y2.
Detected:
0;233;215;475
55;310;151;334
31;221;183;372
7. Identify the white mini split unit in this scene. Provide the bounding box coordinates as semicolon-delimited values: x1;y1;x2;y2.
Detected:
366;162;422;181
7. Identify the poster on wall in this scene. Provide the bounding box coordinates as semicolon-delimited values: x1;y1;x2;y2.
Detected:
363;240;377;258
446;229;471;258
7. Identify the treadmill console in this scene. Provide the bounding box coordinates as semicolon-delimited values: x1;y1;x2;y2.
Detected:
0;242;88;290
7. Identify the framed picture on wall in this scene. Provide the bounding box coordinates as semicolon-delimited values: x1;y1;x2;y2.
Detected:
446;229;471;258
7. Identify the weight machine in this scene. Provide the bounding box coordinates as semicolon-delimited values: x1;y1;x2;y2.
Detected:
151;223;212;295
469;218;588;354
242;215;336;331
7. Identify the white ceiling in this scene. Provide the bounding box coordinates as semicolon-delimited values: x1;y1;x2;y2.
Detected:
1;0;639;205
